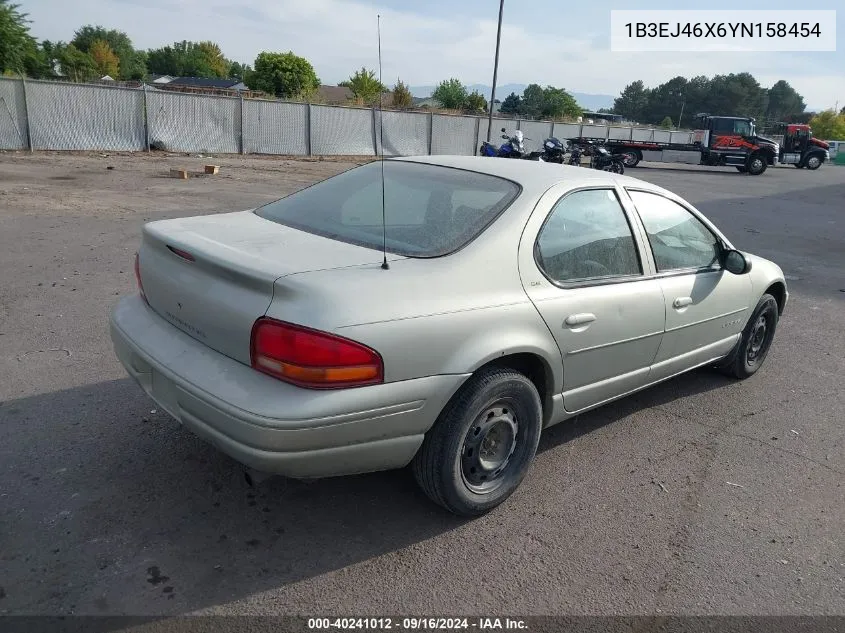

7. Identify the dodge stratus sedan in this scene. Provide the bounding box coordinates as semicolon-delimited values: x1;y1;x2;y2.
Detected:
110;156;787;516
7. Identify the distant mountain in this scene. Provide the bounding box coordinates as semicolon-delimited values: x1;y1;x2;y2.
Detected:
409;84;615;112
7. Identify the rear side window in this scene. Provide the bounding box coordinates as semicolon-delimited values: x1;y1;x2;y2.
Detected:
627;190;721;272
255;161;520;257
535;189;642;283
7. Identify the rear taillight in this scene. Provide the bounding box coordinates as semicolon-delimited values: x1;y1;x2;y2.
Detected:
250;318;383;389
134;252;148;304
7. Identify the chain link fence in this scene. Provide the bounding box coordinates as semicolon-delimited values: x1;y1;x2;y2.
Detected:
2;76;803;162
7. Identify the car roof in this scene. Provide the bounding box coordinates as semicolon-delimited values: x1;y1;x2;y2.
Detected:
391;154;670;197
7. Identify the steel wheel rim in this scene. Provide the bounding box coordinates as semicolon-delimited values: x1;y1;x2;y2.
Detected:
622;152;637;166
461;403;518;494
746;313;771;364
808;156;820;169
750;158;763;172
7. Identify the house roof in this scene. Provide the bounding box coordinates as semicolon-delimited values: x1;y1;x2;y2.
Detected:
318;85;354;103
168;77;246;89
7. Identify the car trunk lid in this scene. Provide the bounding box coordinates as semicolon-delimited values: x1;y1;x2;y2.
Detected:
137;210;401;365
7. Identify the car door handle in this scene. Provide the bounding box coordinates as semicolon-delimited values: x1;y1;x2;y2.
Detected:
564;313;597;327
673;297;693;309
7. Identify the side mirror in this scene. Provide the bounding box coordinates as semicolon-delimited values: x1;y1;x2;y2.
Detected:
723;249;752;275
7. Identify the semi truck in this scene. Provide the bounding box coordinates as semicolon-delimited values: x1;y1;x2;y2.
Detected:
566;114;828;176
775;123;830;170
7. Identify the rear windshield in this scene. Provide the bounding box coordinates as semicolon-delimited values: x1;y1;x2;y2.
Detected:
254;161;520;257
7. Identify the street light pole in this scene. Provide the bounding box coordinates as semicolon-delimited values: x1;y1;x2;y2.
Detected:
678;100;685;130
487;0;505;143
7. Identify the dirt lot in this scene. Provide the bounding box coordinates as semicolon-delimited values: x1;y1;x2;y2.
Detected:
0;152;843;619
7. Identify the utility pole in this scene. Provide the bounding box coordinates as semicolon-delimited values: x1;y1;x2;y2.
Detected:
486;0;505;143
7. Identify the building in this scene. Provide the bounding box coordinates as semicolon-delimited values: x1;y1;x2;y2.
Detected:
317;85;355;104
165;77;249;91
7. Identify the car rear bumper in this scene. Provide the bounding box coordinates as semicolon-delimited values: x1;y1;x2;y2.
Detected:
110;295;468;478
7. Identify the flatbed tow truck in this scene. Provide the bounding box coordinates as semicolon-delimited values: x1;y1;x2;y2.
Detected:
567;114;793;175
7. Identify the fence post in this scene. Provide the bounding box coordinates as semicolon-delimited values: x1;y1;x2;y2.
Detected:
20;76;33;152
428;111;433;155
239;95;245;155
474;117;480;155
142;84;150;152
306;104;313;156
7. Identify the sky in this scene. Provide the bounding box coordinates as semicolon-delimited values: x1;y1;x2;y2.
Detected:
19;0;844;111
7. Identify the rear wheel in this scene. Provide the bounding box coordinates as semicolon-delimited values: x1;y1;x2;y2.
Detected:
806;155;822;170
717;294;779;380
621;151;640;168
412;368;542;517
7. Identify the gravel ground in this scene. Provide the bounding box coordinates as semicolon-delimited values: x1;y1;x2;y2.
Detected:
0;152;843;619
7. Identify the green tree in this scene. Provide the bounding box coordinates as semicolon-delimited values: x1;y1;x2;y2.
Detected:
766;80;806;122
432;78;467;110
499;92;522;115
251;51;319;99
520;83;545;118
0;0;41;75
808;110;845;140
90;39;119;78
613;80;649;122
146;40;230;78
391;79;413;109
229;61;251;81
659;116;673;129
340;67;386;104
71;25;145;79
57;43;97;82
541;85;581;119
464;90;488;114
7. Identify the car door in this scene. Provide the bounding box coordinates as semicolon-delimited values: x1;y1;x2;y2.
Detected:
623;188;752;383
518;185;666;414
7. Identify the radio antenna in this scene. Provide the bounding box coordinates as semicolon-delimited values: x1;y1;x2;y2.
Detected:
377;14;389;270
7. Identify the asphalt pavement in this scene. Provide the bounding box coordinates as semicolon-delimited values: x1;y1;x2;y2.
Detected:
0;153;843;619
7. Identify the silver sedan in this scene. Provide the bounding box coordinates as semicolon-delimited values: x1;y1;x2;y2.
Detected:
110;156;787;516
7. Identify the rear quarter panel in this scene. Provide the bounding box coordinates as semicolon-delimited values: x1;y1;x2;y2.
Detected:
262;193;564;390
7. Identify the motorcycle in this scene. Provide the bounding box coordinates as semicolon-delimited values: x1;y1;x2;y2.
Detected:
589;145;626;174
567;141;583;166
523;137;567;163
479;128;527;159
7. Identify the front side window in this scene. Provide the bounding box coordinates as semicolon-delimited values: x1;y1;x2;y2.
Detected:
535;189;642;283
627;190;721;273
255;161;520;258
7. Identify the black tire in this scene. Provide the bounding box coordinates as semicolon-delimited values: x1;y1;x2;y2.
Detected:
412;367;542;517
794;163;804;169
746;153;767;175
805;155;823;170
736;166;748;173
621;151;640;168
717;294;779;380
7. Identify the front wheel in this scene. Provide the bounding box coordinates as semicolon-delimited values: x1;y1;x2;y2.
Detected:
746;153;767;175
717;294;779;379
805;155;822;170
736;166;748;173
412;368;543;516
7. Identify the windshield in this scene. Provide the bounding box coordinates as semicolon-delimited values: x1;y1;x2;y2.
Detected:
254;161;521;258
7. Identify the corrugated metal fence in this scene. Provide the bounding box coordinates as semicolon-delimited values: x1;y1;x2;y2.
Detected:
0;77;782;157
